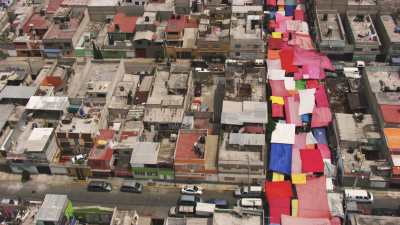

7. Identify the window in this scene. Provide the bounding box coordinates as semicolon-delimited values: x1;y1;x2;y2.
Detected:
235;52;240;56
253;45;259;49
354;48;363;51
142;1;145;5
135;1;139;5
235;44;241;48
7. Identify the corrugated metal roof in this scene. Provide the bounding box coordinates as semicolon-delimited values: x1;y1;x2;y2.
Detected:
0;86;37;99
37;194;68;222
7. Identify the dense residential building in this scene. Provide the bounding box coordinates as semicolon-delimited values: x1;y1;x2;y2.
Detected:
375;14;400;62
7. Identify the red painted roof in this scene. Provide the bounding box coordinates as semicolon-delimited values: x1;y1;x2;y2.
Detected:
97;129;115;141
380;104;400;124
166;16;187;33
23;14;50;33
108;12;137;33
175;129;208;160
47;0;64;14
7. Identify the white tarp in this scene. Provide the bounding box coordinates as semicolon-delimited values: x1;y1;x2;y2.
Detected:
306;132;317;145
298;88;316;115
271;123;296;144
267;59;282;70
327;193;344;218
284;77;295;90
268;69;286;80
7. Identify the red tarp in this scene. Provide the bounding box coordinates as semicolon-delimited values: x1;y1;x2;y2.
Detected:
269;38;284;50
294;9;304;21
296;176;331;218
300;149;324;173
306;80;319;89
380;104;400;124
267;0;277;6
265;181;293;199
280;47;298;73
270;80;289;97
311;107;332;128
272;103;285;118
269;197;291;224
265;181;293;224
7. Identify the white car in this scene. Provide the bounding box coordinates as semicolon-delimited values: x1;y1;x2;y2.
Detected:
181;185;203;195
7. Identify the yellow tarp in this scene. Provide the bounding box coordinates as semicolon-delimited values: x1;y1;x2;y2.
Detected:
292;173;306;184
272;172;285;182
272;32;282;39
270;96;285;105
291;199;298;217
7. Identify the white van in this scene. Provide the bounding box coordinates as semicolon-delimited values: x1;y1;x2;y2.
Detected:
237;198;263;208
344;189;374;203
343;67;360;78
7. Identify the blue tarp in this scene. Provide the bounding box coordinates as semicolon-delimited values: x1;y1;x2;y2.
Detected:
285;5;296;16
269;143;292;175
301;114;311;123
312;128;328;144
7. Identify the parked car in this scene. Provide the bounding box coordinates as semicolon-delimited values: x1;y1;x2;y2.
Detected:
181;185;203;195
207;198;229;209
234;186;262;198
87;181;112;192
178;195;202;206
344;189;374;203
120;180;143;193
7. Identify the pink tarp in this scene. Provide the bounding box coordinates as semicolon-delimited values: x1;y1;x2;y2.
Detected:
267;0;277;6
293;47;335;71
296;176;331;218
285;96;302;126
294;9;304;21
318;144;331;161
270;80;289;97
300;149;324;173
291;147;302;173
315;85;329;107
311;107;332;128
294;133;307;149
281;215;331;225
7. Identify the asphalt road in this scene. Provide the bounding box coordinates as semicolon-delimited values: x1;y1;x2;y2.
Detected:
0;180;236;218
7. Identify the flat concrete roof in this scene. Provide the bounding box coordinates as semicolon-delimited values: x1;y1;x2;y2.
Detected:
317;12;345;41
380;15;400;43
347;13;380;44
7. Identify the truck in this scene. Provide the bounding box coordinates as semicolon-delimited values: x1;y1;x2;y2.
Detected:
195;202;216;217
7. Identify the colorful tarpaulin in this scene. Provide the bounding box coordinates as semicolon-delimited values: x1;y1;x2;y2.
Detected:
270;80;289;97
280;47;298;73
312;128;328;144
270;143;292;174
291;147;302;174
281;215;331;225
311;107;332;128
265;180;293;199
272;103;285;118
291;173;306;184
300;149;324;173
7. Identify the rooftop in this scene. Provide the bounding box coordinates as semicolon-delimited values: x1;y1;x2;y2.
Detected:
348;0;376;5
108;12;138;33
22;14;50;33
168;73;188;90
380;15;400;43
130;142;160;165
37;194;68;222
175;129;208;160
88;0;119;6
221;101;268;125
0;104;15;130
0;85;37;100
218;133;263;166
166;16;187;33
347;13;380;44
316;12;345;42
213;209;263;225
365;67;400;93
143;107;184;123
43;16;82;40
349;214;400;225
26;96;69;111
57;108;100;135
24;128;54;153
334;113;381;143
228;133;265;146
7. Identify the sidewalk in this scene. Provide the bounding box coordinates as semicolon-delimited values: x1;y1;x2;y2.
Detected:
0;172;238;192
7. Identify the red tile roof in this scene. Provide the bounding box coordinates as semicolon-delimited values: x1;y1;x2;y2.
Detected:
380;104;400;124
47;0;64;14
175;129;208;160
23;14;50;33
166;16;187;33
108;12;138;33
